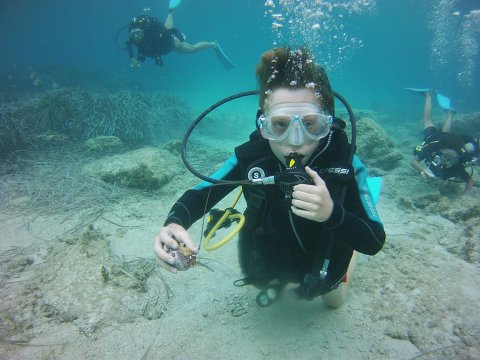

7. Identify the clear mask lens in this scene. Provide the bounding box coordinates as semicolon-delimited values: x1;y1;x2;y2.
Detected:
259;103;332;144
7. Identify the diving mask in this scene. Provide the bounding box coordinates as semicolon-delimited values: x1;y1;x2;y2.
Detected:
259;102;332;146
130;28;144;41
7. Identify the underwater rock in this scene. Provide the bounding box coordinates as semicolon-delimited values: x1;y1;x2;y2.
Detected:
450;112;480;139
29;131;69;145
0;226;169;340
398;196;415;210
83;146;183;190
410;193;453;215
441;204;480;224
411;193;443;209
355;117;403;170
337;108;378;122
462;225;479;264
84;136;123;152
438;181;464;196
161;139;182;156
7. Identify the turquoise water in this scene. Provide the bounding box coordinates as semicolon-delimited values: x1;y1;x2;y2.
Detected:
1;3;480;358
1;0;479;117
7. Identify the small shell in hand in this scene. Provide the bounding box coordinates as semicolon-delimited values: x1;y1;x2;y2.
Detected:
166;242;196;271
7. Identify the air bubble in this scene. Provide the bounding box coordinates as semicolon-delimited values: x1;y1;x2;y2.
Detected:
265;0;376;71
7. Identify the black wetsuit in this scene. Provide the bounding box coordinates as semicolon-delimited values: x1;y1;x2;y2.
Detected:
126;22;184;66
165;131;385;292
414;127;474;182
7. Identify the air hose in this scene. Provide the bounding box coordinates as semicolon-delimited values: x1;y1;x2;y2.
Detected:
203;188;245;250
182;90;357;253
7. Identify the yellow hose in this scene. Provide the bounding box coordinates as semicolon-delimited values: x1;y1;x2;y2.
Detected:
203;188;245;251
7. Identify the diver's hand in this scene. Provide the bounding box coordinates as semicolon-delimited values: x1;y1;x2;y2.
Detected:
130;58;141;68
291;166;333;222
153;223;198;273
420;169;435;178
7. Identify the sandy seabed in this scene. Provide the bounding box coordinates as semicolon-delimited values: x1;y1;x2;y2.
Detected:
0;139;479;360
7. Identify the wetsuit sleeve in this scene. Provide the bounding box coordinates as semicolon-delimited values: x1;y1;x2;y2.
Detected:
324;185;385;255
164;156;242;229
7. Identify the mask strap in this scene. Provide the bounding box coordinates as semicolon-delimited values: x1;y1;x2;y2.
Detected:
255;109;263;130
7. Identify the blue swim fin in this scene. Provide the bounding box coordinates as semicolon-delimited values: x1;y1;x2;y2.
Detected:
366;177;382;205
436;93;453;111
405;87;434;95
169;0;182;10
214;42;235;70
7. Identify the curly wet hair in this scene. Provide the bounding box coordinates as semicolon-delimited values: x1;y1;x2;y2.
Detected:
255;47;334;114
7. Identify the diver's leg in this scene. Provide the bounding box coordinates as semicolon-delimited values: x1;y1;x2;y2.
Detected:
422;91;434;129
173;37;216;53
463;176;474;194
321;251;357;309
165;10;174;29
441;110;455;133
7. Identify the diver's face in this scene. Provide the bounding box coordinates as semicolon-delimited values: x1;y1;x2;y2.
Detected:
130;29;144;41
263;88;323;165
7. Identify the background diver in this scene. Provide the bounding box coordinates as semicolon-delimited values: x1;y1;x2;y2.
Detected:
126;0;234;69
407;88;479;194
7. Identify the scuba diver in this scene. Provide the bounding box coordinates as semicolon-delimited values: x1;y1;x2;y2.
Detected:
125;0;234;69
408;89;479;194
154;47;385;309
